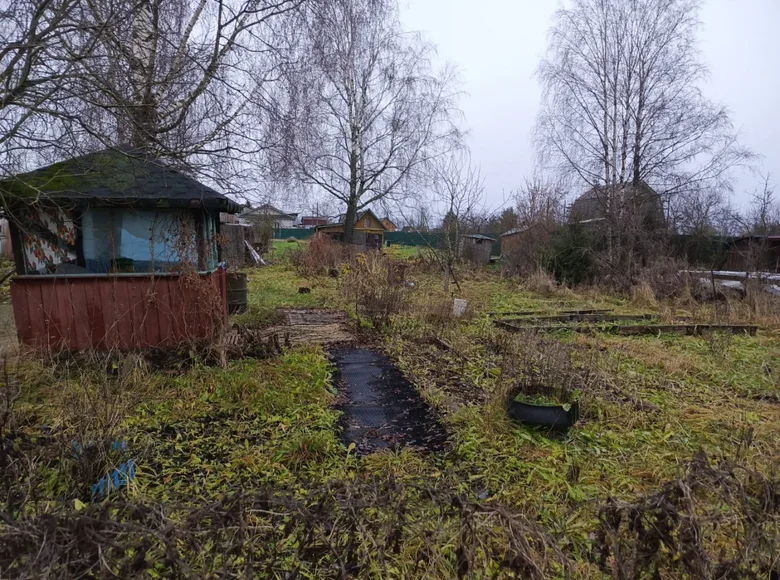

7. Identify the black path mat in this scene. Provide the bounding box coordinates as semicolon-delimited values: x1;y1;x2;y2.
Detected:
330;347;447;454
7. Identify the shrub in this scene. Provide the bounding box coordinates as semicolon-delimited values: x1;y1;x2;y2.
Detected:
342;252;407;329
543;224;600;285
289;235;354;277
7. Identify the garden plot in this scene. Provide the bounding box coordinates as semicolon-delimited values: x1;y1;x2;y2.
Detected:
331;347;447;454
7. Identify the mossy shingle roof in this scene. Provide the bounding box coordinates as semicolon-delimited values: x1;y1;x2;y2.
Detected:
0;146;241;213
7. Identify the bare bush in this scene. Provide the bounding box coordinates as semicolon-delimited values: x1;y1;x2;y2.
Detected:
419;294;458;332
342;252;408;329
0;478;570;579
595;450;779;579
290;235;355;277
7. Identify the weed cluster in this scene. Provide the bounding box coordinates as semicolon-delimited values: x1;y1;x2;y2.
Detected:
341;252;408;329
290;235;355;277
596;450;779;579
0;478;570;579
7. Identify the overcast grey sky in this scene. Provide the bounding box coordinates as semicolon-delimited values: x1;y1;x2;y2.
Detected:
400;0;779;210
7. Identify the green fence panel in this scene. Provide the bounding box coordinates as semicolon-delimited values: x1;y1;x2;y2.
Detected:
385;232;501;255
384;232;444;248
272;228;502;255
273;228;315;240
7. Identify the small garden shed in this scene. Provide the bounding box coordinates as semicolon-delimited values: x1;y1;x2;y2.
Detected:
461;234;494;265
1;147;241;351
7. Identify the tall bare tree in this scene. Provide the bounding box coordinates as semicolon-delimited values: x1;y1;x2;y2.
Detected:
271;0;461;243
742;174;780;236
429;150;485;291
67;0;305;192
667;184;735;236
0;0;99;177
535;0;751;276
514;176;567;230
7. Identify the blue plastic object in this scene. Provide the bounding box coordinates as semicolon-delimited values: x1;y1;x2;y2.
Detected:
91;459;136;500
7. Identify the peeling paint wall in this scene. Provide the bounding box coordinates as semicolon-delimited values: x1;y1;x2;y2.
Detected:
18;205;78;274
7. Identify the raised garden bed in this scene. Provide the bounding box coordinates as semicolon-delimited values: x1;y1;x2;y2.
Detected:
497;313;655;324
495;321;758;337
487;309;612;317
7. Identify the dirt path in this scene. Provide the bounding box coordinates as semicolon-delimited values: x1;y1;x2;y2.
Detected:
330;347;447;454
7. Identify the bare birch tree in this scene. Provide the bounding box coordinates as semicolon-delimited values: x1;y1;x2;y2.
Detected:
67;0;305;193
535;0;751;276
271;0;461;243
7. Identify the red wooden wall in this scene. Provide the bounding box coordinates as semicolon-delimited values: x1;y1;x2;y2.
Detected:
10;270;228;351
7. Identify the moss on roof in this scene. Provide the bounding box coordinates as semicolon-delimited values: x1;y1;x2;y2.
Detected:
0;146;240;212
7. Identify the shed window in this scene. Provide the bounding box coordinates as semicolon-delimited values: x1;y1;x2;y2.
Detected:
364;218;370;228
81;208;217;273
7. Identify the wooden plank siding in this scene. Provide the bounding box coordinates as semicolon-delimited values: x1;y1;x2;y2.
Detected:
10;270;228;351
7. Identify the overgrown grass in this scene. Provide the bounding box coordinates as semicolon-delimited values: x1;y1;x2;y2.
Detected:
268;237;309;262
2;257;778;578
232;264;335;326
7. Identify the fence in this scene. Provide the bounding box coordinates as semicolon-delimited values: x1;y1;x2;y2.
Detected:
274;228;315;240
272;229;502;256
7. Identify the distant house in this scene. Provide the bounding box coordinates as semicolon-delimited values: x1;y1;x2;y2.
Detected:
381;217;397;232
297;215;329;229
569;182;666;231
724;235;780;272
315;209;387;250
1;146;240;351
242;203;296;229
461;234;494;265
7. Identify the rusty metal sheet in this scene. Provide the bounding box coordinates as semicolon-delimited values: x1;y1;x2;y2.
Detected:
10;270;227;351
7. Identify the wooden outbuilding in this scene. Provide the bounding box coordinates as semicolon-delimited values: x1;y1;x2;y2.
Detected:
1;146;241;351
723;235;780;273
461;234;494;265
380;217;397;232
315;209;387;250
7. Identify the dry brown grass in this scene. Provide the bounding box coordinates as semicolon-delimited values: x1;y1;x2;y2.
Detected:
630;279;659;309
524;267;559;296
340;251;408;329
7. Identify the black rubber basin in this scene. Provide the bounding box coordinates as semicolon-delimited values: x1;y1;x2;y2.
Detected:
509;400;579;431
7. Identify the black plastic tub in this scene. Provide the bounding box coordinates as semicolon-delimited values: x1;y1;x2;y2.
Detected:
509;399;580;431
